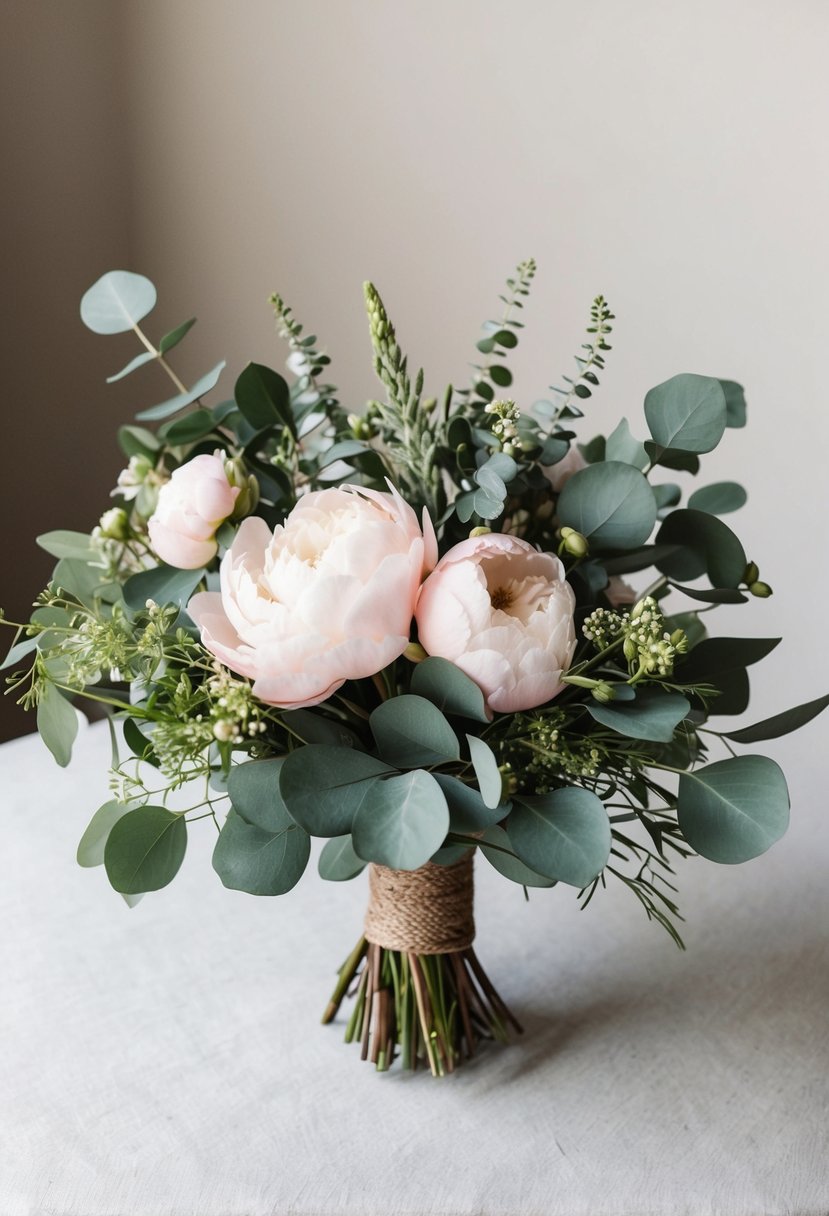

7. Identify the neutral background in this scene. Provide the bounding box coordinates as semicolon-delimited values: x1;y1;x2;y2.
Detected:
2;1;828;742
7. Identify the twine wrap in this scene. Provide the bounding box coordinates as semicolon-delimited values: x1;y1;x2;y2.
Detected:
363;854;475;954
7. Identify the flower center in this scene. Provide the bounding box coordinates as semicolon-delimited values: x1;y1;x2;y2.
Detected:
490;585;515;611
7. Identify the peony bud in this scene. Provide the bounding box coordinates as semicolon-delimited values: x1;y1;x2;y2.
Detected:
743;561;760;585
749;581;773;598
559;527;589;558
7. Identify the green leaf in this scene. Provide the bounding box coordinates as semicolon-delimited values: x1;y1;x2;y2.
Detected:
318;440;370;468
478;826;556;887
677;756;789;863
80;270;157;334
678;637;780;683
605;418;648;470
687;482;747;516
104;805;187;893
318;835;366;882
557;461;657;550
158;408;217;445
644;443;700;475
118;424;160;459
490;365;512;387
77;801;133;867
136;361;226;421
351;770;449;870
36;531;95;561
123;718;159;767
52;557;119;607
587;689;691;742
279;746;394;836
508;788;611;887
466;734;503;808
36;682;78;767
655;509;747;587
0;635;38;671
602;544;680;576
434;774;507;832
123;563;204;613
494;329;518;349
106;351;156;383
722;693;829;744
212;807;310;896
644;373;727;454
410;657;489;723
234;362;295;436
159;317;197;355
371;695;460;768
667;611;707;649
720;379;747;428
670;585;748;604
281;709;360;748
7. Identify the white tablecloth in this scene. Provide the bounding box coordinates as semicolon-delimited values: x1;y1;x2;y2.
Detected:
1;719;827;1215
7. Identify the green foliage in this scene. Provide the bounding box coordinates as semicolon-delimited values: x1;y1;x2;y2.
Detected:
80;271;157;335
508;788;612;887
677;756;790;864
557;461;657;550
279;746;394;836
687;482;747;515
234;363;295;436
122;563;204;613
36;681;78;767
370;696;460;768
549;294;614;422
77;801;133;867
433;774;507;833
104;805;187;893
478;825;556;887
410;657;490;723
213;804;310;896
644;374;727;454
318;835;366;882
136;362;226;421
466;734;503;808
656;509;746;587
351;770;449;870
721;693;829;744
587;689;691;743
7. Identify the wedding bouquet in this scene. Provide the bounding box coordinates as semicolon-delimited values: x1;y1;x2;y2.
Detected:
4;263;825;1076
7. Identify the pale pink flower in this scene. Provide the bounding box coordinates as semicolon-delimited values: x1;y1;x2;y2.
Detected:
148;452;238;569
188;485;437;709
415;533;576;714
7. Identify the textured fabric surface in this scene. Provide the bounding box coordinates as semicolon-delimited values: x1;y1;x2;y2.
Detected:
1;719;827;1216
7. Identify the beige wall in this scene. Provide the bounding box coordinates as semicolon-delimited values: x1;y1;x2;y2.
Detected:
3;2;828;754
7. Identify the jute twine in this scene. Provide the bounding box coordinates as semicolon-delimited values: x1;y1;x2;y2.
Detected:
364;853;475;954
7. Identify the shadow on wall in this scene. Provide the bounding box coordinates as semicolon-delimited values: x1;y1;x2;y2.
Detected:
0;3;133;741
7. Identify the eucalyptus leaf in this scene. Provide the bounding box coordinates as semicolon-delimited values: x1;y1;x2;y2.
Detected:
118;424;160;459
670;585;748;604
234;362;295;436
677;756;789;863
720;380;747;428
53;557;119;606
644;373;727;454
212;807;310;896
37;682;78;767
434;774;507;832
466;734;503;808
106;350;157;384
318;835;366;882
80;270;156;335
351;770;449;870
279;745;394;836
77;801;133;867
508;789;611;886
159;408;217;445
478;826;556;887
722;693;829;744
557;461;657;550
655;509;746;587
678;637;780;682
371;695;460;768
410;657;489;723
587;689;691;742
36;531;95;561
605;417;648;470
281;708;360;748
687;482;747;516
123;563;205;613
159;317;197;355
136;361;226;421
0;635;38;671
104;805;187;894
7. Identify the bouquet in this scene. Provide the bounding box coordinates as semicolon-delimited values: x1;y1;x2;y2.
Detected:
4;263;826;1077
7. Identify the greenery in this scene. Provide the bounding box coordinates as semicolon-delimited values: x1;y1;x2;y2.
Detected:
2;263;826;1071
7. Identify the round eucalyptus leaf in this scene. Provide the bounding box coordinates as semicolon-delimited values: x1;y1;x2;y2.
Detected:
36;682;78;768
677;756;790;863
279;745;394;837
351;770;449;871
644;373;727;454
466;734;503;809
478;826;556;887
508;788;611;887
370;695;460;768
655;509;746;588
557;461;657;550
212;808;310;895
80;270;157;334
587;689;690;742
318;835;366;882
411;657;490;723
434;773;507;832
104;806;187;894
123;563;205;613
76;801;133;868
227;758;288;831
687;482;747;516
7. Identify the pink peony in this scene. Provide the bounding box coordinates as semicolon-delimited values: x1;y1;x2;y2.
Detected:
148;452;239;569
188;484;437;709
415;533;576;714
